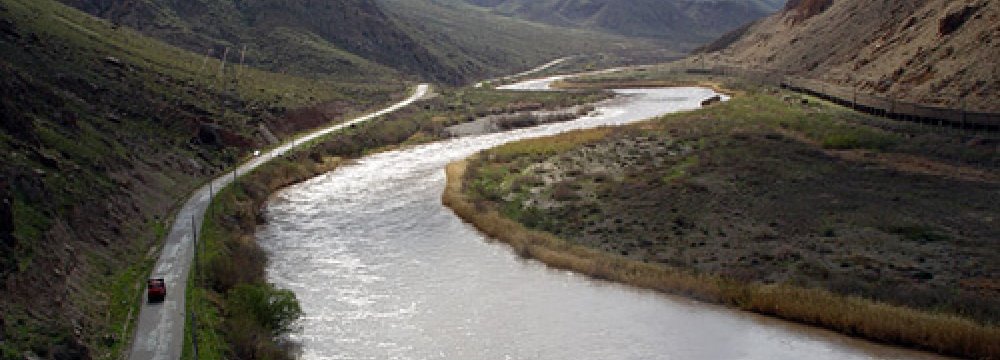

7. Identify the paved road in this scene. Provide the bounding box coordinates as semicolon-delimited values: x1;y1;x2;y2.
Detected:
127;84;430;360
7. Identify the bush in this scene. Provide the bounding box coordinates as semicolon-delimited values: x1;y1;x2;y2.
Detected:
496;113;539;129
511;174;544;191
888;225;950;243
551;181;580;201
223;316;294;360
226;283;303;337
209;237;267;293
821;129;898;151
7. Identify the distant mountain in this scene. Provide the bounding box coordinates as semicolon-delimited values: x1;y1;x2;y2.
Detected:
702;0;1000;111
460;0;786;48
57;0;656;84
376;0;667;76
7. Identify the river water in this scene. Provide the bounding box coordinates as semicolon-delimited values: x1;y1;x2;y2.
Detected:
257;77;947;360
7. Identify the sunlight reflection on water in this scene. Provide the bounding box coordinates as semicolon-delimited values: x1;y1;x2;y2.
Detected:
257;78;948;360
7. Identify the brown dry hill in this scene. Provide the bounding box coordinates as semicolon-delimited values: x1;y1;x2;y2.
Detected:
702;0;1000;111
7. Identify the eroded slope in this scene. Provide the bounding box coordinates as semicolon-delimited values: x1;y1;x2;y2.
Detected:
704;0;1000;111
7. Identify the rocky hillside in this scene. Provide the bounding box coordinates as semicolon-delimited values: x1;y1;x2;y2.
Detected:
461;0;786;48
0;0;403;357
702;0;1000;111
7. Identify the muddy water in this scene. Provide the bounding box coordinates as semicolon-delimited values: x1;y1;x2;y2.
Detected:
257;78;947;359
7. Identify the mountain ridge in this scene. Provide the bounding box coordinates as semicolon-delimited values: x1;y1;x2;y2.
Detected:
58;0;660;84
702;0;999;111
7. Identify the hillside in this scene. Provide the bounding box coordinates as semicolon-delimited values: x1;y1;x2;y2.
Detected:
0;0;403;357
57;0;412;80
460;0;786;48
58;0;660;84
376;0;669;75
701;0;1000;111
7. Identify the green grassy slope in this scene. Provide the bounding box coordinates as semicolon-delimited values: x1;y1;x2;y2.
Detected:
57;0;407;81
377;0;668;78
57;0;663;84
0;0;402;358
459;0;784;48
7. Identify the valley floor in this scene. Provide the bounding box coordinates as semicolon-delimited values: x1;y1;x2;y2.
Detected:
446;71;1000;359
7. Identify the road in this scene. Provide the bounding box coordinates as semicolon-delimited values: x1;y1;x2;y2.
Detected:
126;84;429;360
474;57;570;88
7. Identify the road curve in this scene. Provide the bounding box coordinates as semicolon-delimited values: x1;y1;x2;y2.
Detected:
474;57;571;88
127;84;430;360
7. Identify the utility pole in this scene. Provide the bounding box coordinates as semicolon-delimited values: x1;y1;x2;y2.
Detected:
190;310;199;360
239;44;247;80
960;98;967;130
853;83;859;110
218;47;229;81
199;48;212;75
209;181;214;217
191;215;199;284
190;215;199;360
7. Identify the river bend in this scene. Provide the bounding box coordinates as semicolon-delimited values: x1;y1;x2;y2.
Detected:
257;78;946;360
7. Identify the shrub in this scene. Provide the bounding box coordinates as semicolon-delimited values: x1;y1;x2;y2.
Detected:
208;237;267;293
888;225;950;243
510;175;544;192
551;181;580;201
223;316;293;360
496;113;539;129
226;283;303;337
821;129;898;151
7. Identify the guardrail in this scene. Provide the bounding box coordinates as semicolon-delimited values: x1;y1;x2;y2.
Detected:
684;67;1000;132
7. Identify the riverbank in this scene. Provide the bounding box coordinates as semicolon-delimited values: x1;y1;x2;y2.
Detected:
182;86;614;359
443;80;1000;358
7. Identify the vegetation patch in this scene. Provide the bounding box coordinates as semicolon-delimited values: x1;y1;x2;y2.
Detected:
446;72;1000;358
887;225;951;243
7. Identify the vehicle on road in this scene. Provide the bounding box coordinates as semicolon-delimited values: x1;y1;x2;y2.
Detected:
147;278;166;303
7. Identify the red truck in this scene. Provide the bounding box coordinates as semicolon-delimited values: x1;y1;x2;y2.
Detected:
147;278;166;303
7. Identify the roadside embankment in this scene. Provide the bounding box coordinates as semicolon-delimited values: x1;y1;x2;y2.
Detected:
443;80;1000;359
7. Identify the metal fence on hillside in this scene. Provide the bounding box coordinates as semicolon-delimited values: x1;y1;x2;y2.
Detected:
685;67;1000;132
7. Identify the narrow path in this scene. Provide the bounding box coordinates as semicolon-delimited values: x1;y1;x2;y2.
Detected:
126;84;429;360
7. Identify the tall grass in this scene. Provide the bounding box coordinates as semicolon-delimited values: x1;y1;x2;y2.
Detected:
489;127;614;160
444;160;1000;359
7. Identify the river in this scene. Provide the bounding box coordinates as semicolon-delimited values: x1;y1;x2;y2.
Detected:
256;76;948;360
